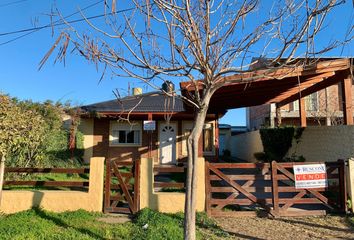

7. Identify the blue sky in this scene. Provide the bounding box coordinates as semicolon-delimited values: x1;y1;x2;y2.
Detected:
0;0;353;126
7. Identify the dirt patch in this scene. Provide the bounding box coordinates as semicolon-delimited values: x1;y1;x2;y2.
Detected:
97;214;131;224
215;215;354;240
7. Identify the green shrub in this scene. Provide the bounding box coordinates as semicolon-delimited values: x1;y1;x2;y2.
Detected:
259;127;304;162
259;127;294;161
44;129;84;167
3;95;84;168
75;130;85;154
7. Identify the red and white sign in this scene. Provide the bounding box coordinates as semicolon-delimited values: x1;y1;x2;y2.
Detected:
293;164;328;189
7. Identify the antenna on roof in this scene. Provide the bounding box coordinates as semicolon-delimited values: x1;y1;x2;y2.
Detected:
128;82;131;96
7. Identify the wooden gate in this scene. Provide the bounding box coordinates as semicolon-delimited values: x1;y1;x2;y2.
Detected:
104;159;140;214
271;160;346;217
205;162;274;217
205;160;346;217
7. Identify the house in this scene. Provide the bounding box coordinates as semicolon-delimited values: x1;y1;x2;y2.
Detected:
77;58;353;164
246;83;350;130
246;58;354;130
78;83;221;164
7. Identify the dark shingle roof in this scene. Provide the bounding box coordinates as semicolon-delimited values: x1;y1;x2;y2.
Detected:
81;92;186;113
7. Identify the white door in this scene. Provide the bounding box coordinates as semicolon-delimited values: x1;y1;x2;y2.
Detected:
219;134;226;155
159;122;177;164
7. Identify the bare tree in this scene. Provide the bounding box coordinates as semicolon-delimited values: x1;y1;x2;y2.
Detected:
42;1;350;239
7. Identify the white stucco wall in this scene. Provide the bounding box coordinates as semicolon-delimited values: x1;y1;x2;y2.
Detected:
230;130;263;162
219;128;232;155
287;126;354;162
230;126;354;163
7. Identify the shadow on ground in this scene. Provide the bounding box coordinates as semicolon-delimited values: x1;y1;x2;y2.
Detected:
33;208;105;240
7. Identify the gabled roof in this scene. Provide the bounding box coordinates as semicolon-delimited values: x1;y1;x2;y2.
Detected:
81;91;186;113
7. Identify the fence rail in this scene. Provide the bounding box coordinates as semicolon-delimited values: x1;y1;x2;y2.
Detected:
5;168;90;174
154;165;186;192
4;181;89;187
4;167;90;189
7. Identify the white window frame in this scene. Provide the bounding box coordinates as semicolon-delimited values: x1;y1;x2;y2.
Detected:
109;121;142;147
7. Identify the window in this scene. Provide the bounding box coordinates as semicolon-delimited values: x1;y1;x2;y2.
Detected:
110;121;142;146
291;100;299;111
203;123;213;152
182;121;215;155
305;92;318;111
290;93;318;112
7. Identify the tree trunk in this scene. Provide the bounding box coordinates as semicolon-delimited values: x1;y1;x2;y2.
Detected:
0;155;5;206
184;106;209;240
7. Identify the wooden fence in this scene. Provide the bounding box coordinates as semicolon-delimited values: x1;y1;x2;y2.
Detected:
205;160;346;217
153;165;186;192
4;167;90;189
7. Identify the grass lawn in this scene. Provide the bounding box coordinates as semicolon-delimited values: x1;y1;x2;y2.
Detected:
0;208;230;240
5;173;90;182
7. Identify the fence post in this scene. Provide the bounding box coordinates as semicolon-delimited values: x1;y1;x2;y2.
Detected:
348;158;354;212
88;157;105;212
338;159;347;213
205;161;211;216
104;158;111;213
271;161;279;217
134;159;141;213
